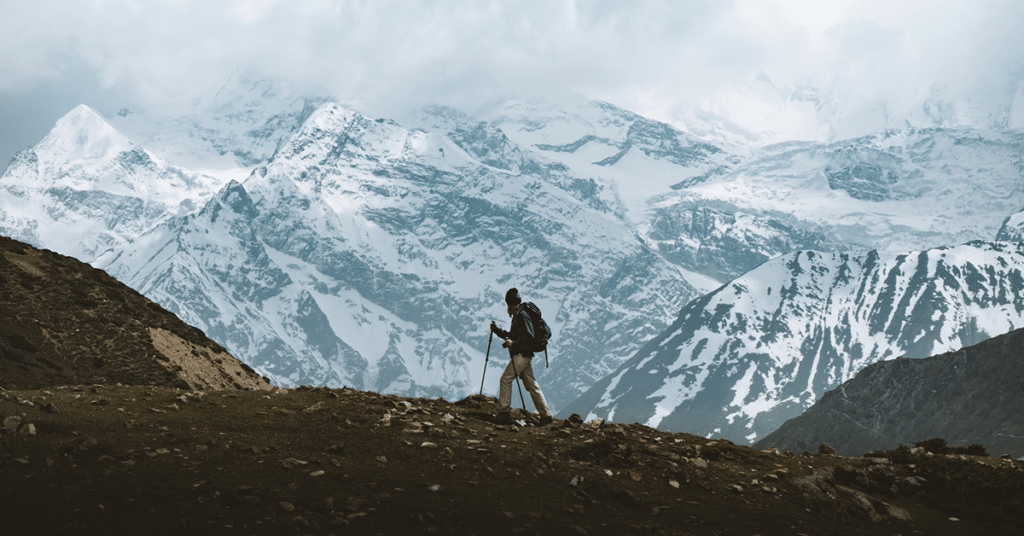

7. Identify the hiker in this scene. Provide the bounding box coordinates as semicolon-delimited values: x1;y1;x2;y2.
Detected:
490;288;554;425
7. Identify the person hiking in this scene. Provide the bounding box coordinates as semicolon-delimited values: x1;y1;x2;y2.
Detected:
490;288;554;426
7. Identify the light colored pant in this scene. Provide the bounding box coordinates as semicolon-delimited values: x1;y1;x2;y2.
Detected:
499;354;552;418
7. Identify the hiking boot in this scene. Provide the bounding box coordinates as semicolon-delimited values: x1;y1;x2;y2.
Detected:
539;415;554;426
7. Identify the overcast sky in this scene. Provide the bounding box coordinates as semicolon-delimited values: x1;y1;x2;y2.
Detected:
2;0;1023;171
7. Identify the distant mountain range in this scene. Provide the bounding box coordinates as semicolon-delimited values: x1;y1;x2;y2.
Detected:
3;74;1024;429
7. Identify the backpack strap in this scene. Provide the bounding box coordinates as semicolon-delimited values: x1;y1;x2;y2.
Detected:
545;348;548;368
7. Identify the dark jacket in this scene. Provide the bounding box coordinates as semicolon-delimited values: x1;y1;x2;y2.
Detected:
491;306;535;358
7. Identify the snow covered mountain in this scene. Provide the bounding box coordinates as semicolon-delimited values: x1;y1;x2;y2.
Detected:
0;105;226;261
489;100;1024;282
643;127;1024;280
560;241;1024;445
93;102;702;408
6;77;1024;415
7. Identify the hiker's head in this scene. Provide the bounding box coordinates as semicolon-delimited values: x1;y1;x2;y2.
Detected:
505;288;521;316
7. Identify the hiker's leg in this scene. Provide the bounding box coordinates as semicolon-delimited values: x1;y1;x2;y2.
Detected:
498;359;516;409
516;356;552;418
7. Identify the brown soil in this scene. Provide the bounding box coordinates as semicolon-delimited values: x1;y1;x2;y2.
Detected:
1;386;1021;535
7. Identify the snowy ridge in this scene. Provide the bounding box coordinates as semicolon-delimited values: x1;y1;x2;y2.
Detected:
666;128;1024;255
561;241;1024;445
0;105;226;261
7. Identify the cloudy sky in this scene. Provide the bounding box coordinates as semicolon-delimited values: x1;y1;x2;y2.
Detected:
1;0;1023;170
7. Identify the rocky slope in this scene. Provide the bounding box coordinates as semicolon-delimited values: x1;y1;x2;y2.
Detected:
754;327;1024;458
1;384;1021;535
0;235;269;391
561;241;1024;445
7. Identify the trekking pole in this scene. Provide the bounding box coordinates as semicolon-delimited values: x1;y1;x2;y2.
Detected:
509;354;527;410
479;331;492;396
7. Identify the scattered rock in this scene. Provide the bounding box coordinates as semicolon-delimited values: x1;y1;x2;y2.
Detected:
895;476;926;496
688;457;708;469
819;443;837;456
303;401;325;413
3;416;22;434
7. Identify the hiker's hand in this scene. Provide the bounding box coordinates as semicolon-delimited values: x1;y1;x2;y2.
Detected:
502;338;511;348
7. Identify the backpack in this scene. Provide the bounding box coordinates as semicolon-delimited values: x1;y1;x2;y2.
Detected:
520;302;552;367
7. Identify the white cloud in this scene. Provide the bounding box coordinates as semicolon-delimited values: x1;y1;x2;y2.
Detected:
0;0;1022;164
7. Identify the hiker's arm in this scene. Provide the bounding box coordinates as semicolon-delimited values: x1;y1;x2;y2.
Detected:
490;321;510;339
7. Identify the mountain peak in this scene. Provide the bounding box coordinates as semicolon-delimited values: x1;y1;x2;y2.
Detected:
35;104;134;163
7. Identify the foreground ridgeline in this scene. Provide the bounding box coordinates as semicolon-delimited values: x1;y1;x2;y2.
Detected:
0;235;270;391
0;386;1021;535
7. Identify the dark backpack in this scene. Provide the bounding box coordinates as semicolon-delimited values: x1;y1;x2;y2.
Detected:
521;302;552;366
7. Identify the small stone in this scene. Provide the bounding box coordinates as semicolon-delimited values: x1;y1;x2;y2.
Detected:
376;455;388;463
281;458;308;469
428;484;443;492
628;471;641;482
669;480;680;488
309;470;325;477
3;416;22;434
421;442;438;448
731;484;744;493
19;423;36;436
303;402;325;413
819;443;837;456
689;457;708;469
278;502;295;512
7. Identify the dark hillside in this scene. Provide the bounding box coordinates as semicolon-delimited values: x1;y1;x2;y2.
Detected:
0;235;270;391
755;327;1024;457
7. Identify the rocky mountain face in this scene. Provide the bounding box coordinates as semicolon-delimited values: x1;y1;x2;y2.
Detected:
0;235;269;391
491;101;1024;282
560;241;1024;445
753;327;1024;457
